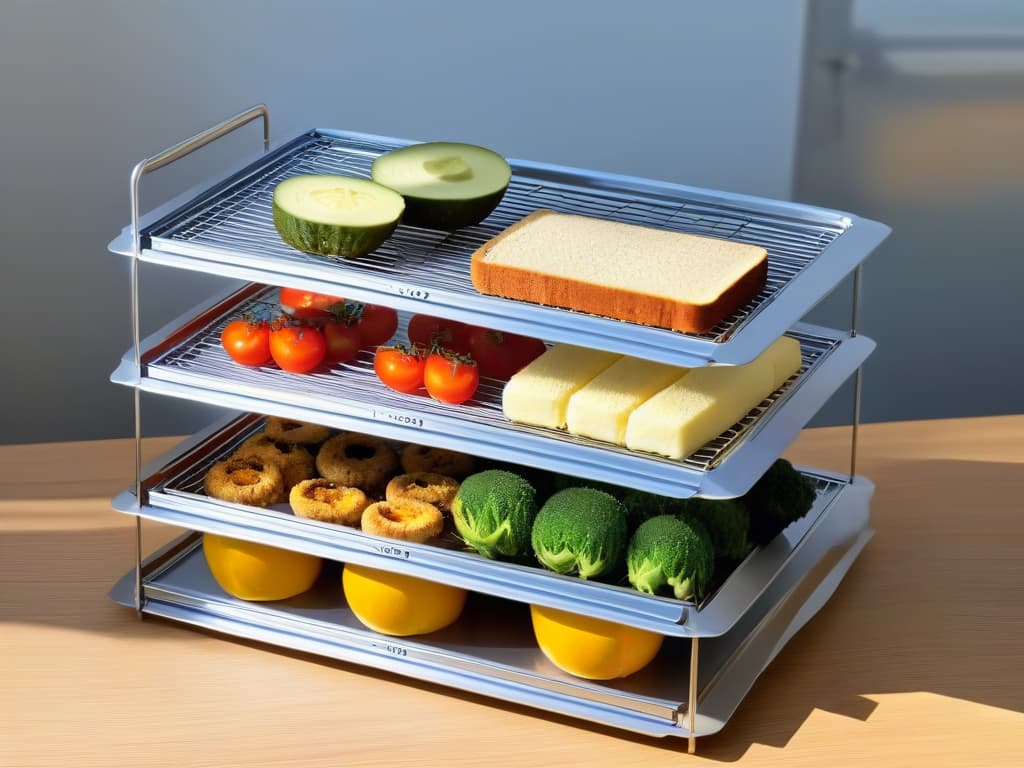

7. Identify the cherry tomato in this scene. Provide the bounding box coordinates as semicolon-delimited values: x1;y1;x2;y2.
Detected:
467;327;547;380
269;324;327;373
423;351;479;405
279;287;345;320
356;304;399;347
323;319;362;364
221;318;272;367
374;345;426;394
407;314;471;355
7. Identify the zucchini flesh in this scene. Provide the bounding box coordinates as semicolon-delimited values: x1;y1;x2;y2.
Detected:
372;142;511;230
272;175;404;259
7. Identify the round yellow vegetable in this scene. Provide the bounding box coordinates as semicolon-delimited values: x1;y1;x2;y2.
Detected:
202;533;322;601
530;604;664;680
342;563;467;636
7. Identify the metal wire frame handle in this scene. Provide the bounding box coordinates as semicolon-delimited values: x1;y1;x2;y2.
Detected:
129;104;271;615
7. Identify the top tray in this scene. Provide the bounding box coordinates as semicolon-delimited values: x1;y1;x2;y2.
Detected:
110;128;890;367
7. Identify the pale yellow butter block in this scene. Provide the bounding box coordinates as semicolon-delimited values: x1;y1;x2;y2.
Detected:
624;355;774;460
566;357;690;445
761;335;803;391
502;344;622;429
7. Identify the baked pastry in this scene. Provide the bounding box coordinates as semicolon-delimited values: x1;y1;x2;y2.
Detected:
386;472;460;514
361;499;444;543
400;444;476;479
234;433;316;497
289;478;370;526
263;416;331;446
316;433;398;492
203;454;285;507
470;209;767;334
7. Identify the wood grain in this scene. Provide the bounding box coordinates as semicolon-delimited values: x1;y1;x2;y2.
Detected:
1;416;1022;767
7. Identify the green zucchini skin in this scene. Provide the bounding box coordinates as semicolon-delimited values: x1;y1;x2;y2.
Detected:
272;200;399;259
399;188;507;231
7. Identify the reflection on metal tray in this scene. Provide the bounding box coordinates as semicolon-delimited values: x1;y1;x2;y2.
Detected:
111;411;872;638
109;128;889;367
110;283;876;500
109;495;873;740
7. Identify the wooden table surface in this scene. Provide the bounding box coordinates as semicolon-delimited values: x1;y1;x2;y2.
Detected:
1;415;1022;767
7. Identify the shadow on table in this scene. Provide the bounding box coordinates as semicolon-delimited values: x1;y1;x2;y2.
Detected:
1;456;1021;761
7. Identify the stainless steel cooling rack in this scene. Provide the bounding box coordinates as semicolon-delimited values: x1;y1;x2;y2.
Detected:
110;410;861;637
110;123;889;368
109;480;873;740
110;282;875;499
109;104;886;752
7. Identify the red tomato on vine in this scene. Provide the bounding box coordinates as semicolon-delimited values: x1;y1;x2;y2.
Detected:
423;351;479;404
221;318;272;366
269;324;327;373
374;345;426;393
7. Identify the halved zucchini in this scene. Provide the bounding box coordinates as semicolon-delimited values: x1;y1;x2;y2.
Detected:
371;142;511;230
272;175;405;259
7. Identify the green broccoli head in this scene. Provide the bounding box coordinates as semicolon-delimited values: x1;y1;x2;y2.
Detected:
531;487;628;579
451;469;537;559
619;488;684;532
627;515;714;601
549;473;626;500
682;497;752;561
745;459;818;546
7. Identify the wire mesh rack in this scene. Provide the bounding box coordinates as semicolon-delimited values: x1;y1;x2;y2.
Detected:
141;285;838;479
123;128;885;369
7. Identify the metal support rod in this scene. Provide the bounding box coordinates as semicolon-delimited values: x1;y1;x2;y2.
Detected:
129;105;271;616
849;265;863;481
687;636;699;754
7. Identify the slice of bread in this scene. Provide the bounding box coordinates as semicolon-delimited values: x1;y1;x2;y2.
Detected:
624;335;802;460
470;210;768;334
502;344;622;430
566;357;689;445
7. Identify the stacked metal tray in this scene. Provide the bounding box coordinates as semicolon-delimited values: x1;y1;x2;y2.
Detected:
111;283;874;499
109;106;888;746
110;127;888;367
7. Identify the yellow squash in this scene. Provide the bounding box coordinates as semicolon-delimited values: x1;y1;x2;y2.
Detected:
343;563;467;636
530;604;664;680
203;533;322;601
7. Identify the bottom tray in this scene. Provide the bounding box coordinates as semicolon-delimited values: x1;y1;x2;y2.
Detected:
110;475;873;741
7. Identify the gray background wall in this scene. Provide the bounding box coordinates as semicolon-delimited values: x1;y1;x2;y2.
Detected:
0;0;1021;445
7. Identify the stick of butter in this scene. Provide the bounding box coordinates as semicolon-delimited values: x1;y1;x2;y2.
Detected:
503;345;622;430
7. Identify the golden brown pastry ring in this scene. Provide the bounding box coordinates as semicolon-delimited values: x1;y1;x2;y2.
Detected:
235;433;316;495
289;479;370;526
385;472;460;514
361;498;444;543
203;454;285;508
263;416;331;446
316;433;398;492
400;444;475;479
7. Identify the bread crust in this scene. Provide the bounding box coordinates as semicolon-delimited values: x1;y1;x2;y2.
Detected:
470;210;767;334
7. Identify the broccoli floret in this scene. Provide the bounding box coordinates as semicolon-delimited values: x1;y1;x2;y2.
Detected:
619;488;684;531
681;497;752;561
531;487;628;579
451;469;537;559
627;515;714;601
745;459;818;546
549;473;625;500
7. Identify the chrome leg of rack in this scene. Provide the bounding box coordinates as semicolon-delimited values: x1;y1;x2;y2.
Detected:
127;104;271;617
131;192;144;618
134;395;144;618
687;636;699;754
849;265;863;481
